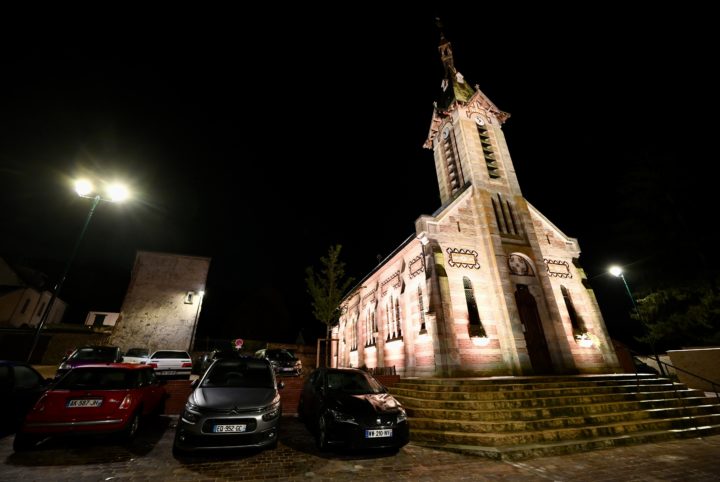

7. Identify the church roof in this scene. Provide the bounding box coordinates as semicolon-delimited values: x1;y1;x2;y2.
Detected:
435;30;476;111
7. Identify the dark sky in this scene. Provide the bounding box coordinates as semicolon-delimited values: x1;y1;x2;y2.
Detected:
1;6;717;348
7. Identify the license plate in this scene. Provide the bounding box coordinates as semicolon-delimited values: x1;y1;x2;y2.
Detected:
214;424;247;433
67;399;103;408
365;429;392;438
159;370;176;375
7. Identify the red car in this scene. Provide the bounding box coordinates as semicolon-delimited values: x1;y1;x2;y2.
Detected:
14;363;166;451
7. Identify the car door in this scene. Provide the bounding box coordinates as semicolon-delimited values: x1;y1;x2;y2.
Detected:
304;369;325;421
138;369;164;414
12;364;48;424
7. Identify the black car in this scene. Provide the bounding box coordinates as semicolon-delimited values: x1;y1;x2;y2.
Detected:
255;348;302;376
298;367;409;451
0;360;52;434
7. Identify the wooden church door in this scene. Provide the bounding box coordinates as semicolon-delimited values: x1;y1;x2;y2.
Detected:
515;284;553;373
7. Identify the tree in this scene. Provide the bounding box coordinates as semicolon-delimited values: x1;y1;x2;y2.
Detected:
635;279;720;352
305;245;355;367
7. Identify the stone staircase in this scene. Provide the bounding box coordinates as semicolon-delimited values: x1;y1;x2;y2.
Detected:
390;374;720;460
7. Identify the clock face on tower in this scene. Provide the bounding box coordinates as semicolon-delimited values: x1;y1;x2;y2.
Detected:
474;116;485;126
441;126;452;139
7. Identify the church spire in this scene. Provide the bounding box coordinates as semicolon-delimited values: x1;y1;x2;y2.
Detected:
435;18;475;110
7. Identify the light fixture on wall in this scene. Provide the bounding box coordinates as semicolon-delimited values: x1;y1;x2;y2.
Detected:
576;333;594;348
471;335;491;347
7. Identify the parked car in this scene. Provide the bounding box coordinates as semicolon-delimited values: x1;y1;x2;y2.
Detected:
55;345;123;379
0;360;53;434
255;348;302;376
298;367;409;451
122;348;150;364
195;349;240;375
173;356;282;454
145;350;193;379
14;363;166;451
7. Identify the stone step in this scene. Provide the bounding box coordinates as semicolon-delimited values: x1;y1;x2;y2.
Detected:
409;409;720;434
395;377;668;392
409;424;720;460
409;414;720;447
401;397;716;421
391;382;689;401
394;390;708;412
399;374;663;386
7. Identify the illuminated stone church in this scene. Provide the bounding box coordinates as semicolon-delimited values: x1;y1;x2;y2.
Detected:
332;34;621;377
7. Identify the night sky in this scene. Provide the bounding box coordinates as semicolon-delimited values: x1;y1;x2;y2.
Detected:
1;6;717;349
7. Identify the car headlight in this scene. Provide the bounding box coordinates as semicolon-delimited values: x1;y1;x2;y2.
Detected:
397;408;407;423
329;409;358;425
262;400;282;421
182;402;201;424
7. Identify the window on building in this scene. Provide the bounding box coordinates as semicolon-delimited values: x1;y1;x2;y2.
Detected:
561;285;587;337
492;193;521;237
477;123;500;179
418;286;427;334
442;126;464;195
464;277;486;338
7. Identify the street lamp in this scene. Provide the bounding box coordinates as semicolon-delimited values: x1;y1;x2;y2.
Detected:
26;179;130;362
608;265;666;376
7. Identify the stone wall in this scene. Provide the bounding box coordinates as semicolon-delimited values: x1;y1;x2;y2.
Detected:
109;251;211;353
667;348;720;392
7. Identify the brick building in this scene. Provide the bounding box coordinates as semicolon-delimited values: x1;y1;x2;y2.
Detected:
109;251;211;353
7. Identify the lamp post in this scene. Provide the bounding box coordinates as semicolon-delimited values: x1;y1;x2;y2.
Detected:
26;179;129;362
609;265;666;376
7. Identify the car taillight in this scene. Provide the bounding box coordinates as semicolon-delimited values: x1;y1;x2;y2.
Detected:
32;394;47;412
181;362;192;368
119;394;133;410
146;362;158;368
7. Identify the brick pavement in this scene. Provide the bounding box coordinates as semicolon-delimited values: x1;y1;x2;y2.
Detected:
1;415;719;481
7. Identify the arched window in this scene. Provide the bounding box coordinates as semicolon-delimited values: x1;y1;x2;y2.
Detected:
464;277;486;337
418;286;427;334
561;285;587;337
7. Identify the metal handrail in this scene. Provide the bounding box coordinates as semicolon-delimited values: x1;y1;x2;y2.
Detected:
629;350;720;434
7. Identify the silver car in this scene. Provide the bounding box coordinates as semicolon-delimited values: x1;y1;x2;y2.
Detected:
173;356;282;454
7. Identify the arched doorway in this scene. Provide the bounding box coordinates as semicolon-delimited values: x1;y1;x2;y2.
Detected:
515;284;552;373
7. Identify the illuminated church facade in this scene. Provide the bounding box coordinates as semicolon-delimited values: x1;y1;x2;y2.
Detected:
332;34;621;377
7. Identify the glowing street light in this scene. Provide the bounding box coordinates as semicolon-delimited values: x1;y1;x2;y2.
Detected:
609;265;638;313
26;178;130;362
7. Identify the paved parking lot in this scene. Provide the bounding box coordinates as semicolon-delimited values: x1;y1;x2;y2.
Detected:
2;415;720;481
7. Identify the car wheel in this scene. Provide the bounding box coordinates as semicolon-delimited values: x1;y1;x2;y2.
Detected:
123;411;141;442
316;412;329;451
13;432;39;452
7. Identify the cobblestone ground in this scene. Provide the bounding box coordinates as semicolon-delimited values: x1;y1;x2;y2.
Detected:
1;416;719;481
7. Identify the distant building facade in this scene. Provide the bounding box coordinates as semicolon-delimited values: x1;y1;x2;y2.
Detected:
109;251;210;353
333;34;620;377
0;257;66;327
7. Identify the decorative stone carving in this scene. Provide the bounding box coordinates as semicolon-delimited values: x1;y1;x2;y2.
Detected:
544;258;572;278
446;247;481;269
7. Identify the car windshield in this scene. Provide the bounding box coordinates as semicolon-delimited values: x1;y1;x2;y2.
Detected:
202;359;274;389
151;351;190;359
268;350;296;362
326;371;385;394
55;367;139;390
125;348;149;357
70;347;118;361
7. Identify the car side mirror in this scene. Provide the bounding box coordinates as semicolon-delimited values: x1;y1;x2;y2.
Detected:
278;381;285;389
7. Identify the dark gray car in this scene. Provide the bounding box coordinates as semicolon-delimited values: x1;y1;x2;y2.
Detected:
173;357;282;454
